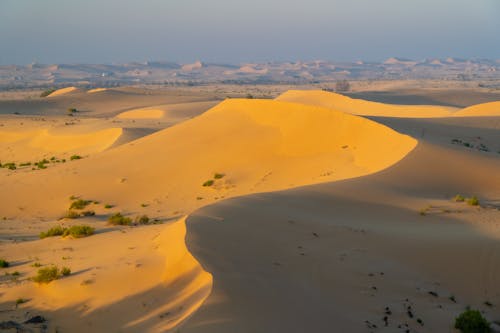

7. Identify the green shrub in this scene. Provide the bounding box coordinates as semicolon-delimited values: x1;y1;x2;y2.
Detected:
63;225;95;238
19;162;31;167
32;266;60;283
65;210;80;219
31;262;42;267
0;259;9;268
135;215;150;225
40;89;56;97
454;309;490;333
39;226;66;239
214;173;225;179
108;213;132;226
61;267;71;276
454;194;465;202
67;108;77;114
202;180;214;187
70;199;91;210
16;298;28;305
466;196;479;206
104;204;113;209
70;155;82;161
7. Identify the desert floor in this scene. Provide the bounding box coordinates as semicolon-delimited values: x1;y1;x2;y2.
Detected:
0;83;499;332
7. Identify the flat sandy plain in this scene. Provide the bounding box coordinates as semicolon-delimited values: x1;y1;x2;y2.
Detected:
0;82;499;332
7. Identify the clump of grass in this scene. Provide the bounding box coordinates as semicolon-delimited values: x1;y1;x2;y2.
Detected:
0;259;9;268
214;173;225;179
70;199;92;210
70;155;82;161
1;162;16;170
69;195;79;200
67;108;77;114
466;196;479;206
19;162;31;167
31;262;42;268
39;226;66;239
454;194;465;202
135;215;150;225
65;210;80;219
108;213;132;226
104;204;113;209
454;309;490;333
202;180;214;187
40;89;56;97
32;266;70;284
16;298;28;306
140;203;149;207
63;225;95;238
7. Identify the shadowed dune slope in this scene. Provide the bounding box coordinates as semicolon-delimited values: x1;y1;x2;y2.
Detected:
277;90;457;118
182;137;500;333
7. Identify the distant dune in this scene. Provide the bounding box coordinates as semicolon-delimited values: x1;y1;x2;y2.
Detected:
0;127;122;161
277;90;457;117
116;108;165;119
454;101;500;117
47;86;79;97
87;88;108;93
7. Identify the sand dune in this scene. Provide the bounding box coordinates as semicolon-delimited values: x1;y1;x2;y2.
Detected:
47;86;79;97
454;101;500;117
277;90;458;117
117;108;165;119
0;127;122;161
87;88;108;94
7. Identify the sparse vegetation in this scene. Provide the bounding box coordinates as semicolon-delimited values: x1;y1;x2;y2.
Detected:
70;155;82;161
70;199;92;210
16;298;28;306
63;225;95;238
454;194;465;202
81;210;95;217
40;89;56;97
466;196;479;206
0;259;9;268
0;162;16;170
214;173;225;179
39;226;66;239
108;212;132;225
203;180;214;187
31;262;42;268
32;266;71;284
454;309;491;333
104;204;113;209
135;215;150;225
67;108;77;114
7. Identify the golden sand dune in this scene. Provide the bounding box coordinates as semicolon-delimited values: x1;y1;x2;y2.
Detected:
47;86;79;97
277;90;458;117
454;101;500;117
0;127;122;161
116;108;165;119
87;88;108;93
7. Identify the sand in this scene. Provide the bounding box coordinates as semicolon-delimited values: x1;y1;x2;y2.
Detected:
48;87;79;97
117;108;165;119
0;86;499;332
87;88;108;94
454;101;500;117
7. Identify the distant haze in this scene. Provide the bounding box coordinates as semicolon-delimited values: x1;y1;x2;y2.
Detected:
1;0;499;65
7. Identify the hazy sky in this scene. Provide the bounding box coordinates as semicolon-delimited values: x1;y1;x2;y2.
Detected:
1;0;499;65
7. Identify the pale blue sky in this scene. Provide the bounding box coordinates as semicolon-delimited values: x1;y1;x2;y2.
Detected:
0;0;499;64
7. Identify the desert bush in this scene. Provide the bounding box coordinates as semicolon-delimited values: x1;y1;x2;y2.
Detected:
40;89;56;97
63;225;95;238
466;196;479;206
81;210;95;217
454;194;465;202
1;162;16;170
135;215;150;225
454;309;490;333
203;180;214;187
32;266;70;283
104;204;113;209
0;259;9;268
39;226;66;239
65;210;80;219
67;108;77;114
214;173;225;179
70;199;91;209
19;162;31;167
108;212;132;225
70;155;82;161
16;298;28;305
